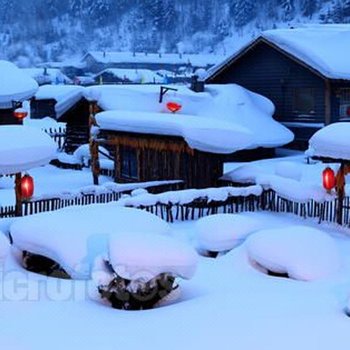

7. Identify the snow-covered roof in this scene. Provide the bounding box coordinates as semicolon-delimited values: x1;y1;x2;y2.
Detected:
35;85;85;118
88;84;293;153
0;61;38;109
83;51;224;67
307;122;350;161
22;68;72;85
207;25;350;81
96;68;164;83
0;125;56;175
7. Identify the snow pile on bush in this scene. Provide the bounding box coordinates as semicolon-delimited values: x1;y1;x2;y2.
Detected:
10;204;170;279
0;233;10;265
109;233;198;282
196;214;263;252
246;226;341;281
95;233;197;310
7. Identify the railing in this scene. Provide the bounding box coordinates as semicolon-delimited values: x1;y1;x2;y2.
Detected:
44;126;66;150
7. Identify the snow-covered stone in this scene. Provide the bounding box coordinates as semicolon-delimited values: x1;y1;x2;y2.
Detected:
246;226;341;281
10;204;171;279
196;214;263;252
108;232;198;282
0;125;57;175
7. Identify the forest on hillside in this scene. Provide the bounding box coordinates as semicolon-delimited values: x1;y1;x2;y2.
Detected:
0;0;349;65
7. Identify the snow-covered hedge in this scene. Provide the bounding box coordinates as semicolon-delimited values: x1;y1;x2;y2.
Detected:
246;226;341;281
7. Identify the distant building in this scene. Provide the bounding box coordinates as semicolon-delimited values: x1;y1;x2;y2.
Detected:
81;51;223;75
206;25;350;148
21;68;72;86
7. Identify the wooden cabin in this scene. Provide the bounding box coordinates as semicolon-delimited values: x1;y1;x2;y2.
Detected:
205;26;350;149
98;130;223;188
0;108;22;125
30;85;90;153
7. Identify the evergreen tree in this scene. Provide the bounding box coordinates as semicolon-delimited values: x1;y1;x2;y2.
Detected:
301;0;318;18
232;0;256;28
281;0;295;21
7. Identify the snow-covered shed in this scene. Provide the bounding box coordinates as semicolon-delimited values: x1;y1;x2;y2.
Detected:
0;60;38;125
31;85;89;153
87;84;292;188
205;25;350;148
94;68;165;84
21;68;71;86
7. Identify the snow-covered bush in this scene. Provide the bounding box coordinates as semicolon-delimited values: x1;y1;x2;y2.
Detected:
195;214;262;256
73;144;110;167
95;233;198;310
246;226;341;281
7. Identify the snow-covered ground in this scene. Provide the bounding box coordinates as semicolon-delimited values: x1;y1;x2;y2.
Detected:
0;212;349;349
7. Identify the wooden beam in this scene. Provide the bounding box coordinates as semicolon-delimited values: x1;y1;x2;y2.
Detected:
325;80;332;125
15;173;22;217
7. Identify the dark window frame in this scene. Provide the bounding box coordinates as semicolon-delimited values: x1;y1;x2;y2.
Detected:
120;146;139;180
339;88;350;118
292;88;316;116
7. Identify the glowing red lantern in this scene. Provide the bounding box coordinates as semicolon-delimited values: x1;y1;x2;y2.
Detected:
20;174;34;200
166;101;182;113
14;108;28;120
322;167;336;191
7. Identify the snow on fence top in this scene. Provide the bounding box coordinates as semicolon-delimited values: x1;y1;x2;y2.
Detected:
35;85;85;118
10;204;171;279
307;122;350;161
262;25;350;80
0;125;57;175
116;185;263;207
82;51;224;67
88;84;293;151
0;60;38;109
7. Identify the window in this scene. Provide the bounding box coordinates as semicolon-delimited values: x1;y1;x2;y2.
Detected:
339;88;350;118
121;147;138;180
293;88;315;115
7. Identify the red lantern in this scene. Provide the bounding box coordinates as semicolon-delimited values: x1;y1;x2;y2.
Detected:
20;174;34;200
14;108;28;120
346;106;350;117
322;167;336;191
166;101;182;113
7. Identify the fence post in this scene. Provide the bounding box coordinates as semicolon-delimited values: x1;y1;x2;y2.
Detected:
15;173;23;217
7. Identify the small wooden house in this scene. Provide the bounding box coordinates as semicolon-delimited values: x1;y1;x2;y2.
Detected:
205;26;350;148
94;110;254;189
30;85;90;153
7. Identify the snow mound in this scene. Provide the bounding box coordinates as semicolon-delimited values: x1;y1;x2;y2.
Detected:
275;161;302;181
0;233;10;265
196;214;263;252
308;123;350;161
246;226;341;281
10;204;170;279
0;60;38;109
0;125;57;175
73;144;110;164
108;232;198;282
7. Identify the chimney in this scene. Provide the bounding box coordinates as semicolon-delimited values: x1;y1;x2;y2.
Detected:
190;75;205;93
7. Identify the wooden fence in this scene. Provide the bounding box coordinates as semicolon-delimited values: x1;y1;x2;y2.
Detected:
1;185;350;227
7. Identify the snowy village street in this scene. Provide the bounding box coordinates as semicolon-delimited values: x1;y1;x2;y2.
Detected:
2;4;350;349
